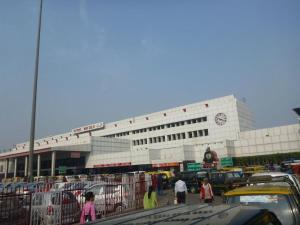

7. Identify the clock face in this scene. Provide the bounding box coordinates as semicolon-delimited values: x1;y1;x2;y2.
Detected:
215;113;227;126
206;153;212;160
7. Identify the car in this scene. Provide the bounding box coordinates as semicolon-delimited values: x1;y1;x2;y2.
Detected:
95;204;283;225
225;185;300;225
209;171;246;195
31;191;81;225
65;175;80;183
252;172;300;194
85;183;129;218
0;193;29;225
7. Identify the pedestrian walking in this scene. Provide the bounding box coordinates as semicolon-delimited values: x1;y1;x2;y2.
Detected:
174;177;187;204
200;178;214;203
157;173;164;196
80;192;96;224
143;186;158;209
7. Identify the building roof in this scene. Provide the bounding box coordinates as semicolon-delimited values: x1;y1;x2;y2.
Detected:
224;185;292;196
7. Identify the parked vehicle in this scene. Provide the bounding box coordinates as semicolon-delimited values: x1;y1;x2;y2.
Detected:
96;204;283;225
225;185;300;225
31;191;80;225
209;171;246;195
85;183;128;217
0;194;28;225
252;172;300;194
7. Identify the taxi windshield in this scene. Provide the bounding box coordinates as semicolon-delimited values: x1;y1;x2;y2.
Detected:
227;194;295;225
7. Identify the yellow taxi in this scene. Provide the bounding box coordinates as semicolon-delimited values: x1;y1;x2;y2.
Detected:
225;185;300;225
219;167;243;172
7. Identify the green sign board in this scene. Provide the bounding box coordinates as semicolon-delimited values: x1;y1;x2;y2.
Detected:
221;157;233;167
58;166;67;175
187;163;202;171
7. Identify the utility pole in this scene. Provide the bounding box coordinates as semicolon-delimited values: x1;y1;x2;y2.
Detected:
28;0;43;182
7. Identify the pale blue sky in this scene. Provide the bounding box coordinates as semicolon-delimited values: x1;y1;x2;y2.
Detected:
0;0;299;149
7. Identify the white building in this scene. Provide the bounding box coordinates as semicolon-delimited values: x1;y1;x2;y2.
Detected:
0;95;299;178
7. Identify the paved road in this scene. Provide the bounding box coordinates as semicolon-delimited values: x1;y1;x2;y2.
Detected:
157;189;223;207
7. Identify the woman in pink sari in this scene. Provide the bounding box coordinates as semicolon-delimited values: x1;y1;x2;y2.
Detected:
80;192;96;224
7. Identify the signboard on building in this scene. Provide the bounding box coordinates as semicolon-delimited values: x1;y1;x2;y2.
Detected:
221;157;233;167
72;122;105;134
152;162;179;168
94;162;131;168
70;152;80;158
187;163;202;171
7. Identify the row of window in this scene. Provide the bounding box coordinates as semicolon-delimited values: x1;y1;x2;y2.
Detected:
133;129;209;146
104;116;207;138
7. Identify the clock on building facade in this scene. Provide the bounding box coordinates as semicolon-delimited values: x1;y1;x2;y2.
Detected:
215;113;227;126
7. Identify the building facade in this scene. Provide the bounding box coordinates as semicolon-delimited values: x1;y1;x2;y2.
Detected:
0;95;299;178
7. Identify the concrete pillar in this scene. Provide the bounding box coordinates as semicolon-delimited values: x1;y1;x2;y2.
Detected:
51;151;56;177
24;156;28;177
14;158;17;178
37;154;41;177
4;159;9;178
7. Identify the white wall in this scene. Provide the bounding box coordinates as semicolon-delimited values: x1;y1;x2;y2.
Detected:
233;124;300;157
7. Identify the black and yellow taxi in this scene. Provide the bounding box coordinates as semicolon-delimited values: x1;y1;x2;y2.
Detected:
225;185;300;225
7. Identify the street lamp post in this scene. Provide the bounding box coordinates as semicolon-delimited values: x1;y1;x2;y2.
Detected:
28;0;43;182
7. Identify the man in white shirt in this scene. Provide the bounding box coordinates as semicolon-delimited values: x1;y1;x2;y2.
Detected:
174;177;188;204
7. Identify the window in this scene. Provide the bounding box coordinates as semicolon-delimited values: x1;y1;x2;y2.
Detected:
167;135;171;141
149;128;152;131
182;133;186;139
203;117;207;122
188;132;193;138
144;139;147;144
166;124;171;128
197;118;201;123
143;129;147;132
137;140;140;145
172;134;176;140
162;136;165;142
204;129;209;136
199;130;203;137
192;119;197;124
171;123;175;127
177;133;181;140
187;120;191;124
193;131;198;137
176;122;180;126
157;126;161;130
161;125;165;129
158;137;161;142
140;139;144;145
153;137;157;143
180;121;185;126
153;127;157;131
149;138;153;144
